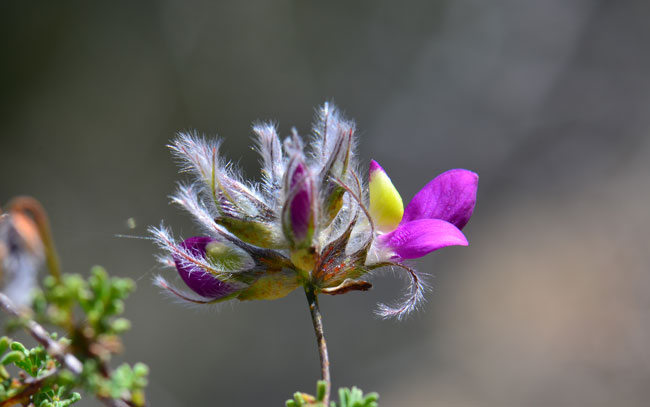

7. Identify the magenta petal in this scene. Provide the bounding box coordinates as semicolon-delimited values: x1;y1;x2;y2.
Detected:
173;236;235;299
289;163;312;240
402;169;478;230
380;219;468;259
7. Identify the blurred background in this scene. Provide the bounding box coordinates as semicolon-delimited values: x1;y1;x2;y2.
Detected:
2;1;650;406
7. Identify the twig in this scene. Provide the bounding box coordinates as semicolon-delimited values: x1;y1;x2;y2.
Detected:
98;396;132;407
0;292;134;407
0;368;59;407
0;292;82;375
304;285;330;405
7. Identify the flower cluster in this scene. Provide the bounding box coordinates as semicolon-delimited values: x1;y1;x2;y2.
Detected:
151;103;478;319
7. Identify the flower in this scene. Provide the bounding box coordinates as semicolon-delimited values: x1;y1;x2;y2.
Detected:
366;162;478;318
151;103;478;318
369;162;477;260
171;237;239;299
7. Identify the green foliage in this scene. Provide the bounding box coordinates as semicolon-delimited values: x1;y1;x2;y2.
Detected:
82;360;148;406
33;387;81;407
0;336;80;406
286;381;379;407
334;387;378;407
2;266;147;406
33;266;135;337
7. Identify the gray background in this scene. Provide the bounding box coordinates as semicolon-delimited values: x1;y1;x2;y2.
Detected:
2;1;650;406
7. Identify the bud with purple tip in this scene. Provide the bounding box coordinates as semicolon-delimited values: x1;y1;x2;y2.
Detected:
282;161;317;272
285;162;314;244
171;237;239;300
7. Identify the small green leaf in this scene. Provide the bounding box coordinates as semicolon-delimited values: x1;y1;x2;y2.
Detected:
0;336;10;355
1;350;25;365
316;380;328;401
110;318;131;333
339;388;349;407
10;341;28;354
0;365;9;380
61;391;82;406
133;362;149;378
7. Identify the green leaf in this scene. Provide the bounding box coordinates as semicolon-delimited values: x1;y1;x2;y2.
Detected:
110;318;131;334
287;383;377;407
316;380;328;401
0;336;10;355
10;341;28;354
1;350;25;365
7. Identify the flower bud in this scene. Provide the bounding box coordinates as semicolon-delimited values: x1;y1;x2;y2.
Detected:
288;163;313;241
282;162;317;272
172;237;237;299
368;160;404;233
318;121;353;227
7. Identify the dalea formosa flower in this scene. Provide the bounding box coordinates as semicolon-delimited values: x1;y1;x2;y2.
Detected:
151;103;478;319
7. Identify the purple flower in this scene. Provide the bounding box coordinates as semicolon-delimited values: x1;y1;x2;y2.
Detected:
285;162;314;244
401;169;478;229
152;102;478;318
152;225;300;304
171;236;237;300
366;164;477;318
377;168;478;260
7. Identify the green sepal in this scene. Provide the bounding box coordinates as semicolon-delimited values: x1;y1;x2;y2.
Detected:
214;217;281;248
237;270;300;301
322;186;345;227
290;247;317;275
205;240;253;272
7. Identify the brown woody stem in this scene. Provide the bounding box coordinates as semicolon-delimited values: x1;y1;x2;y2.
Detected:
305;285;331;405
0;368;58;407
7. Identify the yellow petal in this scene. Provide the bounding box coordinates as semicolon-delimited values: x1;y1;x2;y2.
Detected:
369;160;404;232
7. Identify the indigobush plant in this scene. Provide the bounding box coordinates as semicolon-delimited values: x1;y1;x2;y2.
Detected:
151;102;478;405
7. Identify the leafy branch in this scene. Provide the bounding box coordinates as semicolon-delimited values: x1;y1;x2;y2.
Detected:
0;197;147;407
286;381;378;407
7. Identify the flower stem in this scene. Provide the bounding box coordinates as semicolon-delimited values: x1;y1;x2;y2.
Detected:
305;285;331;405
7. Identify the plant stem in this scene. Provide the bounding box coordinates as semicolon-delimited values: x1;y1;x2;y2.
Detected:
0;368;59;407
305;285;331;406
0;292;82;375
